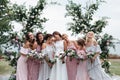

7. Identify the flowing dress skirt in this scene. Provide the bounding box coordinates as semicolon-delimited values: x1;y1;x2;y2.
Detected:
66;57;77;80
27;58;40;80
16;56;28;80
50;58;68;80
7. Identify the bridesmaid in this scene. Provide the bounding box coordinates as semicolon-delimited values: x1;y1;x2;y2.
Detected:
27;32;40;80
50;31;68;80
38;34;55;80
76;39;90;80
16;33;30;80
62;34;78;80
31;32;44;80
36;32;44;52
85;31;112;80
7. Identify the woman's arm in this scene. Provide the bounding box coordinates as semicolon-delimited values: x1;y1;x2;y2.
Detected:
92;45;101;62
64;40;67;51
72;40;79;49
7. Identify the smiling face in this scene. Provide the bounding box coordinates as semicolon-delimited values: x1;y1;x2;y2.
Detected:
48;36;54;44
38;33;43;41
28;32;34;40
54;34;61;41
86;31;95;39
62;34;69;41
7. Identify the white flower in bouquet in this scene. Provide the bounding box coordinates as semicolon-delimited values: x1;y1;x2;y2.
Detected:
78;54;84;59
55;53;59;57
34;52;38;54
49;58;57;64
59;51;66;59
30;49;36;53
59;53;63;59
67;52;72;56
66;49;76;57
38;53;45;60
86;51;95;59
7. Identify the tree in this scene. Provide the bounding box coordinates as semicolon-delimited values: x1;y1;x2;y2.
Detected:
66;0;107;35
66;0;114;73
99;33;115;73
12;0;47;34
0;0;13;44
0;0;14;57
0;0;47;80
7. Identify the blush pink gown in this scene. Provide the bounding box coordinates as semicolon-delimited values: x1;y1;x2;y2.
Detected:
16;47;29;80
66;43;78;80
27;46;41;80
76;50;90;80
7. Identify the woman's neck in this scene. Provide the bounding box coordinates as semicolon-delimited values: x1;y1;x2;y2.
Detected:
78;46;84;50
56;38;62;41
86;39;94;46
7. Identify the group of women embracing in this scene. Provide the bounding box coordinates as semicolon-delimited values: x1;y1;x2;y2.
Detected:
16;31;113;80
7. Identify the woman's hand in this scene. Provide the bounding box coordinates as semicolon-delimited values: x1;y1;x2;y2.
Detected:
91;57;96;63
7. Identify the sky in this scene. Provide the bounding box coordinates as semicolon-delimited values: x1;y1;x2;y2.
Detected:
9;0;120;55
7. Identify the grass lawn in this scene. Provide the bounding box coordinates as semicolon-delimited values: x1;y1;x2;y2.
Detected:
109;59;120;76
0;59;120;76
0;59;14;75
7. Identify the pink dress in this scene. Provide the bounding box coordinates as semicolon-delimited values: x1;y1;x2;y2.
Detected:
76;50;90;80
27;46;41;80
66;43;77;80
16;47;29;80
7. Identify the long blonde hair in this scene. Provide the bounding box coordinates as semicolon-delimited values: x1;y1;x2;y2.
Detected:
86;31;98;45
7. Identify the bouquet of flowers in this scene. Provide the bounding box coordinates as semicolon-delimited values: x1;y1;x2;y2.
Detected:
27;49;44;60
77;52;85;60
66;49;78;61
55;51;66;63
86;51;96;64
86;51;95;59
49;58;57;64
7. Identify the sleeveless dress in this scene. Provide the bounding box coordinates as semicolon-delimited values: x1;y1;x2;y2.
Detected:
66;43;77;80
86;45;112;80
27;46;41;80
16;47;29;80
38;45;55;80
76;50;90;80
50;40;68;80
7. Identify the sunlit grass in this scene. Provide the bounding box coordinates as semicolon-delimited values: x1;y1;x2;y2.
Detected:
0;59;14;75
109;59;120;76
0;59;120;76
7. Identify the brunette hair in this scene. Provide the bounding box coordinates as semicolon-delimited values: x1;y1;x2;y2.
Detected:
25;32;35;48
77;39;85;47
53;31;62;37
25;32;31;41
44;34;53;41
36;32;44;46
